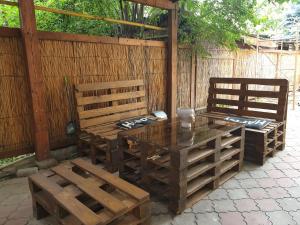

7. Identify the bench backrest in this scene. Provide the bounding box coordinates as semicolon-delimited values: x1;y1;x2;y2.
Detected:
75;80;148;129
207;78;289;122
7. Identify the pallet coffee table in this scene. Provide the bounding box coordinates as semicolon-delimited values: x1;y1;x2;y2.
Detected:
28;158;151;225
118;116;245;214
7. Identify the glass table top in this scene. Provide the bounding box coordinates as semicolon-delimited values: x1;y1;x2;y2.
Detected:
118;115;243;151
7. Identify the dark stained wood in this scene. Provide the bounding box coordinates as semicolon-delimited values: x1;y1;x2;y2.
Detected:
18;0;50;161
75;80;151;172
210;77;289;86
207;77;289;122
167;4;178;118
202;77;289;165
118;116;245;214
127;0;176;10
28;160;151;225
0;27;21;37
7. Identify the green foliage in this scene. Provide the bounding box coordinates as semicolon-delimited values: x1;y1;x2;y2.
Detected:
177;0;290;55
0;0;292;54
35;0;121;36
0;5;20;27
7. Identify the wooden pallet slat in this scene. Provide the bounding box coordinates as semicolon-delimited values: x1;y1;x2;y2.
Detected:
77;91;146;106
51;165;127;215
76;80;144;92
79;102;147;119
29;160;151;225
72;159;149;201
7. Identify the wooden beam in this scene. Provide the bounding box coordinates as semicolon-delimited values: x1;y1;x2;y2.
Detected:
38;30;167;47
18;0;50;161
190;52;196;108
0;27;21;37
127;0;175;10
167;5;178;118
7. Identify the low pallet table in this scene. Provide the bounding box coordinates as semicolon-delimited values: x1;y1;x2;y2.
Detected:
28;159;151;225
118;116;245;214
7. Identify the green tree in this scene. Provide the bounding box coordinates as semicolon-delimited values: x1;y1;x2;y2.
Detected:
0;0;292;52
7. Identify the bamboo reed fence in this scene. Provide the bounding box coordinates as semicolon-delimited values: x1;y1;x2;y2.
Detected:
0;32;299;158
0;34;167;157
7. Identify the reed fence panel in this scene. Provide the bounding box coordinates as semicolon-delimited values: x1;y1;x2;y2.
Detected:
0;31;299;158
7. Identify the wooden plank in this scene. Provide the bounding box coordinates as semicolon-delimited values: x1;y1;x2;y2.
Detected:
210;89;280;99
72;158;149;201
30;175;102;225
277;85;288;121
127;0;176;10
0;27;21;37
55;193;102;225
211;107;277;120
38;31;167;47
167;5;178;118
18;0;50;161
29;173;63;195
243;101;278;110
190;52;196;108
38;31;119;44
76;80;144;92
80;109;148;128
76;91;145;106
210;99;240;107
51;165;127;214
118;37;166;47
79;102;146;119
246;90;280;98
210;78;289;86
210;88;241;96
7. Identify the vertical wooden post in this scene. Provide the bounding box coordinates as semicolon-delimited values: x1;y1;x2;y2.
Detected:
293;27;299;110
274;53;280;92
167;4;178;118
190;52;196;108
18;0;50;161
232;52;237;99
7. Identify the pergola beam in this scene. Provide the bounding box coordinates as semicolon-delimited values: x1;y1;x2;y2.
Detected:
18;0;50;161
167;5;178;118
127;0;176;10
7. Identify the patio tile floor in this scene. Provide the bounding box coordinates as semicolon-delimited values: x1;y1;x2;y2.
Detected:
0;109;299;225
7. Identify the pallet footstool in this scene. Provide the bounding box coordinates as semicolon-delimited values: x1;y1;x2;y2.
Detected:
28;158;151;225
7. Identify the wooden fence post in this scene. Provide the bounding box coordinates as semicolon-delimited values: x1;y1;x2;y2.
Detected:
18;0;50;161
167;4;178;118
190;52;196;108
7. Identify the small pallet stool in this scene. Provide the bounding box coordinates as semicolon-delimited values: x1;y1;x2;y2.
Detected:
28;158;151;225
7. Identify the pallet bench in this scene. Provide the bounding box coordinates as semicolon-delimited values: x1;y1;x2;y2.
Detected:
118;116;245;214
75;80;149;172
200;77;288;165
28;158;151;225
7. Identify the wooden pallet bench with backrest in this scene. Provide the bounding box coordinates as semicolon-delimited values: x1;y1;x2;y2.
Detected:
200;77;288;165
75;80;148;172
28;158;151;225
